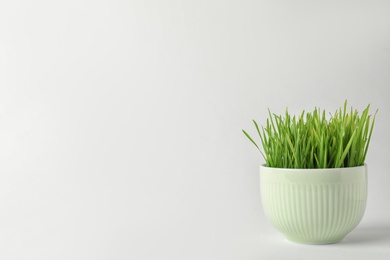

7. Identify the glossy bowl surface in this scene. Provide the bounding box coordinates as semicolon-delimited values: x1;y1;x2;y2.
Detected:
260;165;367;244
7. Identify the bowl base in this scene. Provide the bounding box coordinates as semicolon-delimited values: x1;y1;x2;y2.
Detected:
285;237;344;245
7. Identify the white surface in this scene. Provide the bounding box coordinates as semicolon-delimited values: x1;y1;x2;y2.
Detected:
0;0;389;259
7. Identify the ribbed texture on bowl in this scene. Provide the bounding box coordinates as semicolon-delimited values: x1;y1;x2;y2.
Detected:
260;165;367;244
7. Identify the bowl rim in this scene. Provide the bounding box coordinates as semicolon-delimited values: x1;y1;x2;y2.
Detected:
260;163;367;172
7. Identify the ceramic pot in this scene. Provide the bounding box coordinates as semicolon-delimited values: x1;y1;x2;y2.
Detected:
260;164;367;244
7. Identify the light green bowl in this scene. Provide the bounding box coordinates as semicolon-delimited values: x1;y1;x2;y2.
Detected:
260;164;367;244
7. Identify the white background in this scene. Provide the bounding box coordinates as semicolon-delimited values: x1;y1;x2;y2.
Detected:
1;1;390;259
